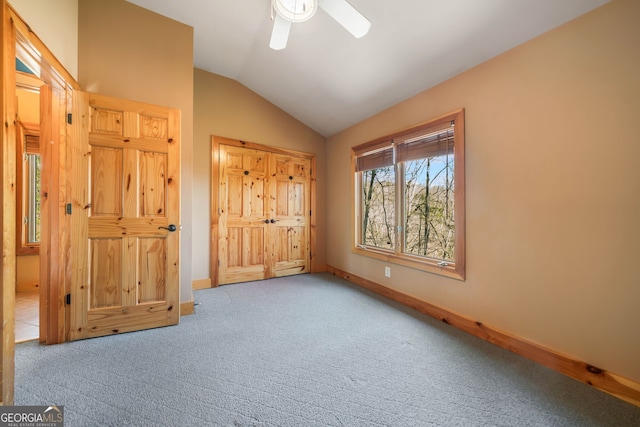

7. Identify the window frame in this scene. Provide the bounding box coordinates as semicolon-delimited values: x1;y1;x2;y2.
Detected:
351;109;465;280
16;120;40;255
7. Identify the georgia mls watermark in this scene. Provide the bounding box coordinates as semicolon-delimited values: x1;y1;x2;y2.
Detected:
0;406;63;427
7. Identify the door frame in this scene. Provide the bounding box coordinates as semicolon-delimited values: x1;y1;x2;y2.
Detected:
1;0;17;404
11;7;79;347
210;136;318;287
2;0;80;365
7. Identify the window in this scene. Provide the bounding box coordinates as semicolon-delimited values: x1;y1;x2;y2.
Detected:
353;109;465;279
16;121;41;255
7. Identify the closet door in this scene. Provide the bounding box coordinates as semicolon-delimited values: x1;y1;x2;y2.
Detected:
218;145;270;284
217;142;311;285
269;154;310;277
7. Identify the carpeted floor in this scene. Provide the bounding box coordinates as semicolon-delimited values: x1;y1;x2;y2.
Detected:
15;273;640;426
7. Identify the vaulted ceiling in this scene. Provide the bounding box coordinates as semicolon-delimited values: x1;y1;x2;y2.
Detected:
127;0;609;137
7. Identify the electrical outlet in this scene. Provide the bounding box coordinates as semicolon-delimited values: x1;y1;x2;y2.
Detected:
384;266;391;278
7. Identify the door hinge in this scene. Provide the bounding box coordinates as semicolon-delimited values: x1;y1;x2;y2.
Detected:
65;293;71;305
66;203;72;215
67;113;72;124
218;259;220;266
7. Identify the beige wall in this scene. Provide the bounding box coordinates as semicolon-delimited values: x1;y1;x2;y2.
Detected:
16;87;38;123
9;0;78;79
193;69;326;280
16;255;38;291
78;0;194;303
327;0;640;383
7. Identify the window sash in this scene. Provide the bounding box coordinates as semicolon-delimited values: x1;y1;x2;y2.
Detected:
360;166;396;250
401;156;455;262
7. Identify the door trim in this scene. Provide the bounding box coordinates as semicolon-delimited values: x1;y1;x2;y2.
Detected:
2;0;17;404
2;1;80;403
210;136;317;287
7;4;80;347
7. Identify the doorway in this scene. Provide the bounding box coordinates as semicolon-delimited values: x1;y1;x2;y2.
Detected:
12;8;79;346
14;49;45;343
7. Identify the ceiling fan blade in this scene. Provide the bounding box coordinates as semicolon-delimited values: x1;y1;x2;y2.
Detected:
318;0;371;38
270;14;292;50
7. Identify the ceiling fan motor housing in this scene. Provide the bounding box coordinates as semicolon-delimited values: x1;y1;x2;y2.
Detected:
273;0;318;23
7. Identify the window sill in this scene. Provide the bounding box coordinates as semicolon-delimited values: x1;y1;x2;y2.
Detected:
353;245;465;281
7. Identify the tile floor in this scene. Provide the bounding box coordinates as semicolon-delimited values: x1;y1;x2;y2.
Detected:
15;290;39;343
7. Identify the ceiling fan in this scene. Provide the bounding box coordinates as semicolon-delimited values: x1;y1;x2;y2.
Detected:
270;0;371;50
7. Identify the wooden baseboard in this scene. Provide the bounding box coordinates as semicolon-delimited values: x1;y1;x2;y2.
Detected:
192;278;212;290
180;301;194;316
325;265;640;407
313;265;327;273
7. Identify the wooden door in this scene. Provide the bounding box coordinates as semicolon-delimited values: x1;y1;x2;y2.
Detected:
269;154;311;277
218;145;270;284
69;92;180;340
218;142;310;285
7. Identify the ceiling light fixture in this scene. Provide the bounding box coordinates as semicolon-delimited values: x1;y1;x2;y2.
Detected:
272;0;318;23
269;0;371;50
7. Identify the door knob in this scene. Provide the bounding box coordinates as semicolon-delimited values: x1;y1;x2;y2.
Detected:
270;219;279;224
158;224;177;232
264;219;270;224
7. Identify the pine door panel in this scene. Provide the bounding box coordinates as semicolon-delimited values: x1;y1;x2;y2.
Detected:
91;146;123;215
138;237;167;303
140;152;167;216
219;145;269;284
70;92;180;340
269;154;310;277
90;238;122;309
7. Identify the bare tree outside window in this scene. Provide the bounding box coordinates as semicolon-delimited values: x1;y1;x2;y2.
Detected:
404;154;454;261
362;166;395;249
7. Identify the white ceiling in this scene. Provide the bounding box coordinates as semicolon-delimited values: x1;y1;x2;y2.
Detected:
127;0;608;137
